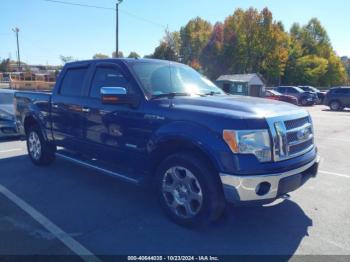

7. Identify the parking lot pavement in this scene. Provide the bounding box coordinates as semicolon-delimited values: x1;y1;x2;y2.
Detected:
0;105;349;257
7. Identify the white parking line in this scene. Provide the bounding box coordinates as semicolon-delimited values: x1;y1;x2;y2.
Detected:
0;148;23;154
0;184;101;262
319;170;350;178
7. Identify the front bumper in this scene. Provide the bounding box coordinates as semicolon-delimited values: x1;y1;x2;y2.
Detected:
219;155;320;204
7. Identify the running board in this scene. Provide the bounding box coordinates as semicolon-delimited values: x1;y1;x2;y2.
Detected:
55;152;140;184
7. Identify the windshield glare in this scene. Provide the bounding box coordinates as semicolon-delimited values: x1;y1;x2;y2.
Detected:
131;62;224;97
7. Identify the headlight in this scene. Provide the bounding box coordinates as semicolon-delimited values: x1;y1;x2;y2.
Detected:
223;129;272;162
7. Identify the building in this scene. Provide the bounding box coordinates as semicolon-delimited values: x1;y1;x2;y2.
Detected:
216;73;265;97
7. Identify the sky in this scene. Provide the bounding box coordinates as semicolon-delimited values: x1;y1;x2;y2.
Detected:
0;0;349;65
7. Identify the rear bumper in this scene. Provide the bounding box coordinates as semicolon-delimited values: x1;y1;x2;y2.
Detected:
219;155;320;204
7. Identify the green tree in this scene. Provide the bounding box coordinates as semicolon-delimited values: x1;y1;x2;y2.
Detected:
93;53;110;59
151;29;181;61
112;51;124;58
180;17;212;66
295;55;328;86
127;52;140;58
0;59;10;72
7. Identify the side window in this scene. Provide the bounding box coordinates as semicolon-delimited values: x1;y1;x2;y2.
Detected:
288;88;297;93
90;67;132;98
60;67;88;97
277;87;285;93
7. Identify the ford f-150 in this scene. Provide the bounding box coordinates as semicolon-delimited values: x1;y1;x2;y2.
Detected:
15;58;319;226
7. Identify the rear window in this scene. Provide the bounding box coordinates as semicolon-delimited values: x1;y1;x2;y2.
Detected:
60;67;88;97
332;88;350;94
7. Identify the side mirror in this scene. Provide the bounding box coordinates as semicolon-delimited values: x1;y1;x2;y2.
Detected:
100;86;138;107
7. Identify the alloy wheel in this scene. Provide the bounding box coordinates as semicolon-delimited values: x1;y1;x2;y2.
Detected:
162;166;203;219
28;131;42;160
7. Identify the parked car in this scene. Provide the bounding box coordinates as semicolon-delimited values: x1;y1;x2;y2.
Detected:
298;86;326;104
324;86;350;111
265;90;298;105
275;86;317;106
15;59;319;226
0;89;21;138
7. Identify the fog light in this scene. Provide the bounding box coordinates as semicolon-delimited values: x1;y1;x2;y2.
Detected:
256;182;271;196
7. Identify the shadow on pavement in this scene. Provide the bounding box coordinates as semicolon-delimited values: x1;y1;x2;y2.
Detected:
0;155;312;256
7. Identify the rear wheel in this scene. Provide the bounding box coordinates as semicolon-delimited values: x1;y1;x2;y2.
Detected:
329;100;342;111
26;125;55;166
155;152;226;226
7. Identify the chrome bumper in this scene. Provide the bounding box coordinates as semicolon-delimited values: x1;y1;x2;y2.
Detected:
219;155;320;203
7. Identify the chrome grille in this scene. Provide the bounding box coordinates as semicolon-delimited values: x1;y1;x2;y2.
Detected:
284;116;310;130
268;113;314;162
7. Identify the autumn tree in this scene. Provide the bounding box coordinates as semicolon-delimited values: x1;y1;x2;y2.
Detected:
151;29;181;61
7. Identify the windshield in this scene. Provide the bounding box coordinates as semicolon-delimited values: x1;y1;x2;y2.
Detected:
0;93;14;104
131;62;224;97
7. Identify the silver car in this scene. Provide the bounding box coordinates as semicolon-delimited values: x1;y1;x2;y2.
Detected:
0;89;21;138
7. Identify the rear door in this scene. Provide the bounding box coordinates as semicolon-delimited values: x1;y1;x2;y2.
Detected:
51;64;90;151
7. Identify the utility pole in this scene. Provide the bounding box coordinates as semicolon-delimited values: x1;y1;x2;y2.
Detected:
12;27;21;71
116;0;123;57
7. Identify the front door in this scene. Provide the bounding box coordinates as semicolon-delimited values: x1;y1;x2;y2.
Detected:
82;63;148;173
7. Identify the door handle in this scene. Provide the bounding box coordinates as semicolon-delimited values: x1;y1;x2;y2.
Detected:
82;107;91;113
52;103;59;109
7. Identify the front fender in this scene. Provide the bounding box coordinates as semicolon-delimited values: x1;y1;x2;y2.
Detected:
148;121;235;173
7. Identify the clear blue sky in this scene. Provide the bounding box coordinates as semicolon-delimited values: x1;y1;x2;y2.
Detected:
0;0;349;65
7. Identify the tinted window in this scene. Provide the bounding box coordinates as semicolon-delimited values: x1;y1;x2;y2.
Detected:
90;67;131;98
60;67;88;97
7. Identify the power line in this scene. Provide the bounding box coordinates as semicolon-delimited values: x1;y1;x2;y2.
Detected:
40;0;167;29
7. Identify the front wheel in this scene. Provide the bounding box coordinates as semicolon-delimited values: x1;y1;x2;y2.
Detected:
300;98;309;106
26;125;55;166
155;152;226;226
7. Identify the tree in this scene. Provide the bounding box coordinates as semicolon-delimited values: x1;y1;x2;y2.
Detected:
112;51;124;58
93;53;109;59
151;29;181;61
295;55;328;86
180;17;212;66
127;52;140;58
0;59;10;72
60;55;75;64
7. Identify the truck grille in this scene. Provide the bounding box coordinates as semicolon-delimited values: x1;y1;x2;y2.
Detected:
269;114;314;161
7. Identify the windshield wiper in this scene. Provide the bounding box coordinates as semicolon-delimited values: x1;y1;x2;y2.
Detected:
203;91;223;96
150;92;190;100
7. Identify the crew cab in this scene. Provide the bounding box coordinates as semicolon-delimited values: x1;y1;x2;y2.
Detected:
15;59;319;226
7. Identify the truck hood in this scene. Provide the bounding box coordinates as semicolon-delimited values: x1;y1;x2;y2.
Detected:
172;95;305;119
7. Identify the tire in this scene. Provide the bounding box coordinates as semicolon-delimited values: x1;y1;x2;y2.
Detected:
329;100;342;111
300;97;308;106
26;125;55;166
155;152;226;227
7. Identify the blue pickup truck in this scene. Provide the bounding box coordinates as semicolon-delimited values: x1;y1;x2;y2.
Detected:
15;58;319;226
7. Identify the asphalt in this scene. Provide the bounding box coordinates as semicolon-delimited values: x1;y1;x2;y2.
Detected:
0;105;349;257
